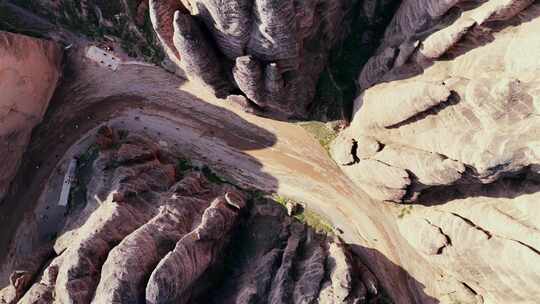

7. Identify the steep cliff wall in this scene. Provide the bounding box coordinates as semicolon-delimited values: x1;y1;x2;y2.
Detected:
0;31;62;202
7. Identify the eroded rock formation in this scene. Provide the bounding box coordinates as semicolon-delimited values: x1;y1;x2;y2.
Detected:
150;0;353;118
396;180;540;303
2;1;540;303
331;1;540;302
333;0;540;203
0;31;62;202
1;129;382;304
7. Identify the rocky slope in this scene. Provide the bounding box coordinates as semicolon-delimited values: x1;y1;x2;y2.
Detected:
149;0;355;118
0;129;381;304
333;0;540;203
331;0;540;302
1;1;540;304
396;178;540;303
0;31;62;202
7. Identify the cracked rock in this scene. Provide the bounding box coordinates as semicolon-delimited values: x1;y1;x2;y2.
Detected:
333;1;540;203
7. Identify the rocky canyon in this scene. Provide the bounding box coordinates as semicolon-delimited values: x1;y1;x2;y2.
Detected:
0;0;539;304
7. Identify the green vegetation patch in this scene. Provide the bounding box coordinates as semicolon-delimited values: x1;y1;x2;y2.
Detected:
175;158;193;178
68;143;100;213
174;158;233;186
398;205;414;219
201;165;230;185
6;0;164;64
297;208;335;235
297;121;338;154
273;195;334;235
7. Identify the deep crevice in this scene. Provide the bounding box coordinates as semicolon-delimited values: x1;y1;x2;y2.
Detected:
449;212;492;239
385;90;461;129
350;139;360;163
416;167;540;206
461;281;480;296
308;0;402;122
424;219;452;255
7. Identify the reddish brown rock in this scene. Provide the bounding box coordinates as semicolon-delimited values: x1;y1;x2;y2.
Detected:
0;32;62;202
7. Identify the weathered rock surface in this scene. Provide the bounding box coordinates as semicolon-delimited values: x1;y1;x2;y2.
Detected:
397;179;540;303
0;31;62;202
149;0;353;118
331;1;540;303
3;2;540;302
0;246;53;304
3;130;381;304
198;198;381;304
334;1;540;203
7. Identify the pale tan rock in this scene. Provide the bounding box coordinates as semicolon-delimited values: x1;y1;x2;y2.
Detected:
9;7;540;301
398;216;449;256
356;136;381;160
326;241;354;302
331;131;382;166
398;188;540;303
418;17;476;60
318;240;371;304
373;145;465;186
336;2;540;203
329;130;357;166
355;81;452;129
330;2;540;303
342;159;410;202
359;0;537;91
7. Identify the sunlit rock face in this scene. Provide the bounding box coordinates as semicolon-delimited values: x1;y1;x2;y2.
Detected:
0;31;62;203
331;1;540;303
1;129;382;304
333;0;540;204
149;0;354;119
396;180;540;304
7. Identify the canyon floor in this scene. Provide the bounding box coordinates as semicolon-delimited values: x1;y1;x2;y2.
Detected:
1;1;539;304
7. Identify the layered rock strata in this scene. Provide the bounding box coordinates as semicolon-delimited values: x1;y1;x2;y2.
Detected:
1;128;382;304
150;0;354;118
